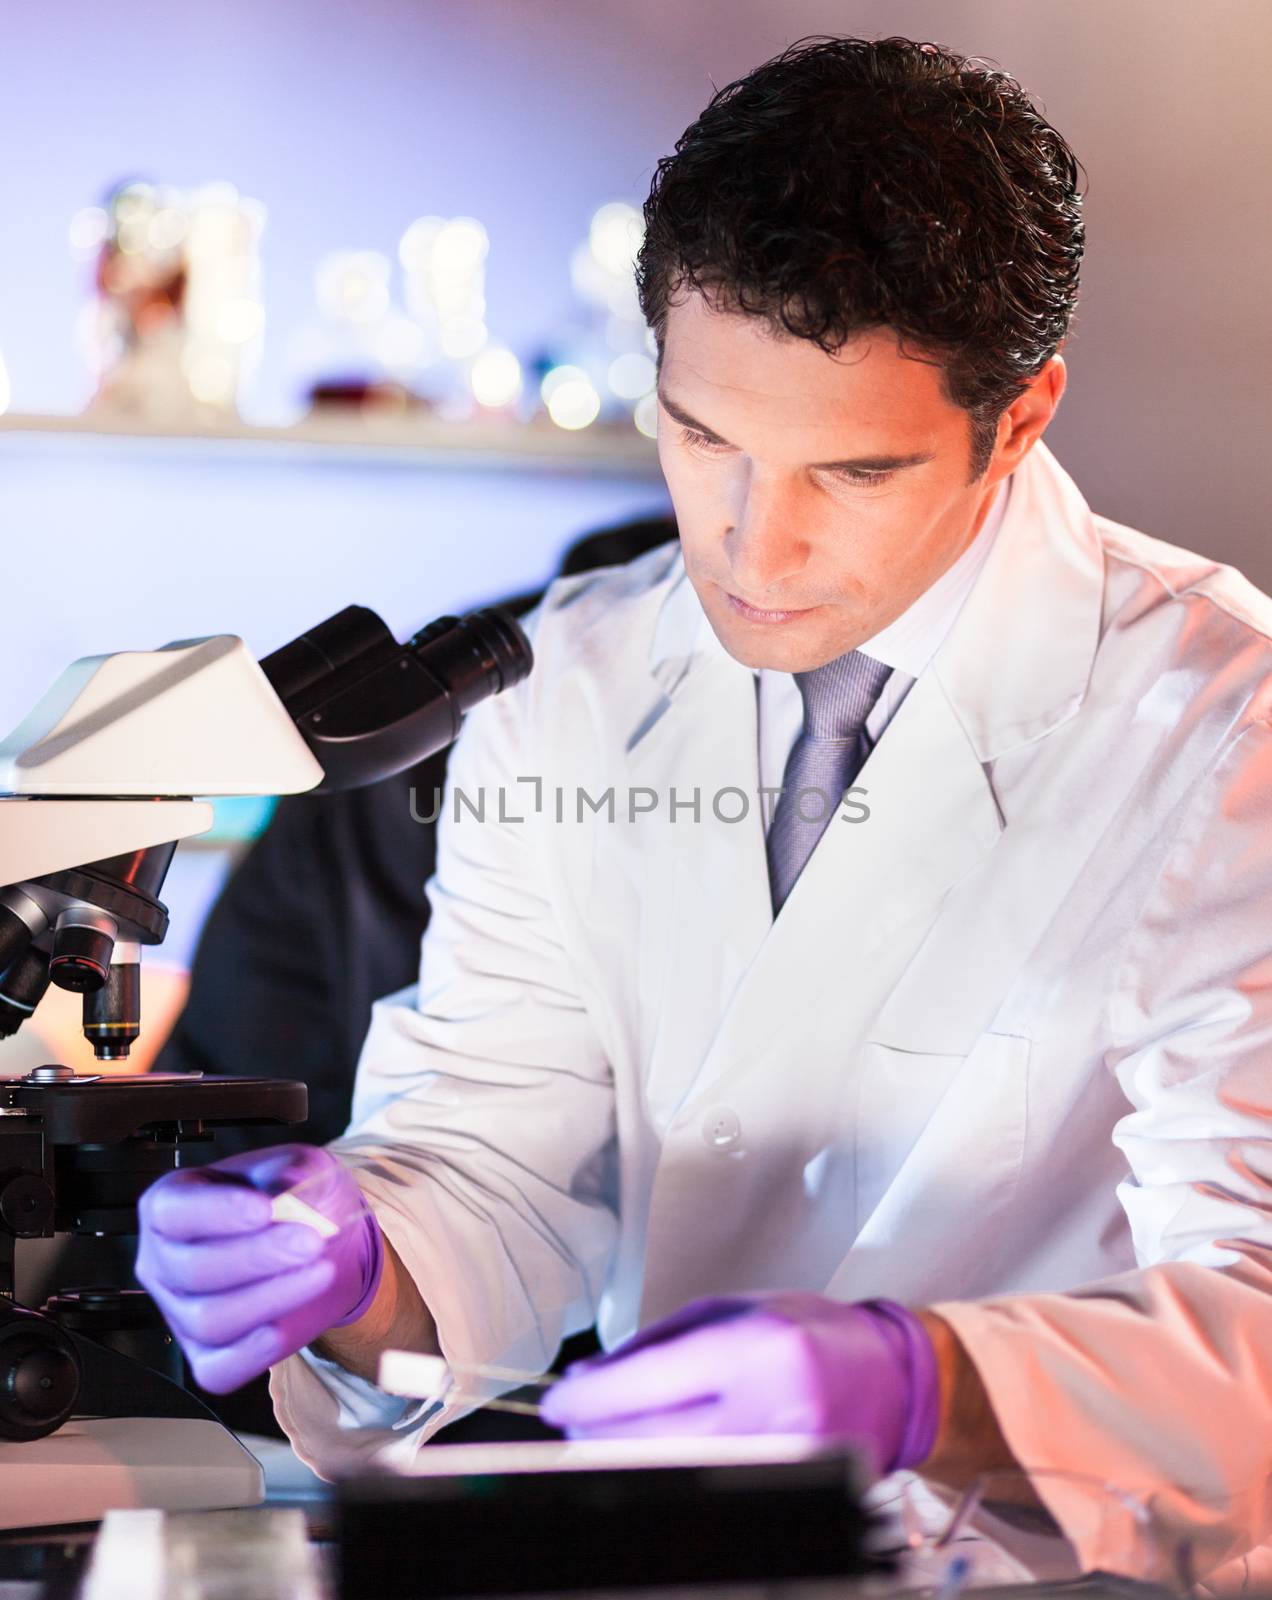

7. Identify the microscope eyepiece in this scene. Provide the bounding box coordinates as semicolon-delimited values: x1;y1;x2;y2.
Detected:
409;607;534;712
262;603;534;792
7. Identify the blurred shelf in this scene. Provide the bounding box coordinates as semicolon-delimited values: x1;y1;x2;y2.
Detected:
0;409;663;478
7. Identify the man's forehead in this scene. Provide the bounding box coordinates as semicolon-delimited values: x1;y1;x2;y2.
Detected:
659;295;951;444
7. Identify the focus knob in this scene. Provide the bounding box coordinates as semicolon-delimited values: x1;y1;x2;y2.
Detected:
0;1173;54;1238
0;1306;80;1441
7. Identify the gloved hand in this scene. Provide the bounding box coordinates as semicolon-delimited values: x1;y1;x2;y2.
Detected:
540;1293;940;1476
135;1143;383;1394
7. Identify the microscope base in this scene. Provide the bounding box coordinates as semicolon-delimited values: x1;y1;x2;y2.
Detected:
0;1416;264;1530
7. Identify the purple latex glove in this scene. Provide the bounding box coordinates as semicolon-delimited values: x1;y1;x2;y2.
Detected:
540;1293;939;1477
135;1143;383;1394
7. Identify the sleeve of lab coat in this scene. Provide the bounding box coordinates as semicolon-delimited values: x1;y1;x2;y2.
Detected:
932;716;1272;1583
269;625;619;1477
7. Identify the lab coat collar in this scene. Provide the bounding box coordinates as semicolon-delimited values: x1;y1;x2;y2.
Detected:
931;439;1105;761
643;438;1105;762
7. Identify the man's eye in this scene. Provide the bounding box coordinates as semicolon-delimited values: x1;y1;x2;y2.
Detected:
679;427;731;455
677;425;893;486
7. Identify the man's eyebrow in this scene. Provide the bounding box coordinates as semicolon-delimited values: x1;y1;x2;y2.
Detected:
657;388;936;472
658;389;732;442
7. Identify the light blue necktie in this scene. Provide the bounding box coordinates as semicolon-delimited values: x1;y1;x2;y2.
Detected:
765;651;893;915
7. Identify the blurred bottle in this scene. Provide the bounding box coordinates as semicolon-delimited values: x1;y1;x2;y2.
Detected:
73;180;266;423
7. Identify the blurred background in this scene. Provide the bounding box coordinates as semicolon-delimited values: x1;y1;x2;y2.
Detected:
2;0;1270;1068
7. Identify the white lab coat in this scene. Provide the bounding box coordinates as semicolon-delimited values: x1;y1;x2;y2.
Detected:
272;439;1272;1583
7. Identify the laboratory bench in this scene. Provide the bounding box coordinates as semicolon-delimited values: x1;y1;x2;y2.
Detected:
0;1446;1192;1600
0;1432;338;1598
0;1435;892;1600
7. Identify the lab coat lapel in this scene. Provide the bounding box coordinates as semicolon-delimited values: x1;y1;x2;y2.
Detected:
633;440;1107;1321
622;584;773;1128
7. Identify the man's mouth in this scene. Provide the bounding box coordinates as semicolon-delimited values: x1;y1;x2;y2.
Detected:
723;590;817;625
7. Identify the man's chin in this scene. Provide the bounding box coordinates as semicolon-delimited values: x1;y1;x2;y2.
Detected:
703;609;849;673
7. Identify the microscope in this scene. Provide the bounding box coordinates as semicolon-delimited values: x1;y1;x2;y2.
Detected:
0;601;532;1527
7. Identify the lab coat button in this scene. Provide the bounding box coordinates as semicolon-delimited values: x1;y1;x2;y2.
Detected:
702;1107;742;1151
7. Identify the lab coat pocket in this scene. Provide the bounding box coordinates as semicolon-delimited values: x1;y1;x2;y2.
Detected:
841;1031;1031;1302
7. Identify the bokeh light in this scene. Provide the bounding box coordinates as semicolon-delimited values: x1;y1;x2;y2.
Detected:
215;298;266;345
68;206;109;258
440;317;488;360
398;215;445;273
395;215;495;397
589;202;643;278
542;365;601;430
148;208;188;253
469;347;523;408
431;218;489;282
316;252;392;325
634;392;658;439
184;351;236;406
607;351;656;401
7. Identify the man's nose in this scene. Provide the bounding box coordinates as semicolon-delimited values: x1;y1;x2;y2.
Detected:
724;478;811;594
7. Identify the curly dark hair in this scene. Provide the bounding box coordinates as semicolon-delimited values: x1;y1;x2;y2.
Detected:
638;35;1085;481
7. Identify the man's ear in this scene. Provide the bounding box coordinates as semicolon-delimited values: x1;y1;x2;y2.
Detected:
992;355;1067;478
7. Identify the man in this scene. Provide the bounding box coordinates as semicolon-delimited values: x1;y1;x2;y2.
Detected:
136;36;1272;1579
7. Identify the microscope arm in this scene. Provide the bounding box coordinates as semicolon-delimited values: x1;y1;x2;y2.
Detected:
0;801;211;890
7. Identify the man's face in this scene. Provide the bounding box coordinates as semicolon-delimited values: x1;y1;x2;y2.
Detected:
657;291;1006;672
